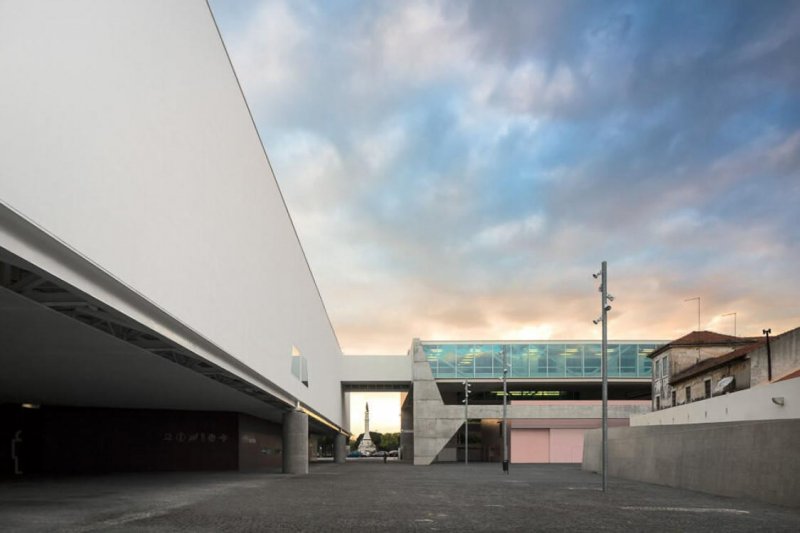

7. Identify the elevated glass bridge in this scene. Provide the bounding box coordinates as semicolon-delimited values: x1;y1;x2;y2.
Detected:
421;341;663;380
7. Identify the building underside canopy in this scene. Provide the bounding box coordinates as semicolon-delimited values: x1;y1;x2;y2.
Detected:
0;248;335;435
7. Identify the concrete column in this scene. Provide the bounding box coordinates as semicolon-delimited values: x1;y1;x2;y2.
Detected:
400;391;414;462
334;433;347;464
282;410;308;475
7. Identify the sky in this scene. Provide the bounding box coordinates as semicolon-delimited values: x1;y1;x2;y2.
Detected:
347;392;401;436
210;0;800;356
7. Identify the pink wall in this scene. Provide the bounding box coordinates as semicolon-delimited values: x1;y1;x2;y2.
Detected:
511;429;550;463
507;400;649;464
511;418;631;429
511;400;650;406
549;429;585;463
510;427;587;464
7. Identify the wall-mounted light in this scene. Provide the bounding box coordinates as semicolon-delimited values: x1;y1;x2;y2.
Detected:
772;397;785;406
21;403;40;409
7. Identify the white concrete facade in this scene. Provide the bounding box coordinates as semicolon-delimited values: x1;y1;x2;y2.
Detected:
0;1;343;427
340;354;413;384
632;378;800;426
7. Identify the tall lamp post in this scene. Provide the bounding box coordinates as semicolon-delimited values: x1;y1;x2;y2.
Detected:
763;329;772;381
463;380;471;465
593;261;613;492
502;348;509;474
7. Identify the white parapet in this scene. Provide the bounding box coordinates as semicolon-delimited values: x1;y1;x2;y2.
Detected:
631;378;800;426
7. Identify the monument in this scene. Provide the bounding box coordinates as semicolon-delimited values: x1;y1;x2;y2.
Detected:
357;402;377;455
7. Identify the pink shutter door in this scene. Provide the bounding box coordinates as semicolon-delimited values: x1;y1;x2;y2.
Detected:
549;428;586;463
510;429;550;463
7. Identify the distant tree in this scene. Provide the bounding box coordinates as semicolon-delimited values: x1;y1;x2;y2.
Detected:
380;432;400;451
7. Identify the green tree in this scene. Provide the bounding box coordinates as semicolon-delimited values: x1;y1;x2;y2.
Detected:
380;432;400;451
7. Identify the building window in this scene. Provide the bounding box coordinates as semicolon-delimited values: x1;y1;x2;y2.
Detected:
686;386;692;403
655;359;660;379
291;345;309;387
662;357;668;376
671;390;676;406
704;379;711;398
655;395;660;410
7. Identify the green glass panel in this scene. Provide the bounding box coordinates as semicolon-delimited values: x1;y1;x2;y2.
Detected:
620;345;638;376
441;345;457;378
510;344;529;378
607;344;620;377
638;344;656;377
529;344;548;377
424;341;664;380
584;344;601;377
474;344;494;378
565;344;583;377
456;345;476;378
423;345;438;377
492;345;506;377
547;344;566;377
430;344;456;378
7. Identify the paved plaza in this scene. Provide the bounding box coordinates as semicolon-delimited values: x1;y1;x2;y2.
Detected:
1;461;799;532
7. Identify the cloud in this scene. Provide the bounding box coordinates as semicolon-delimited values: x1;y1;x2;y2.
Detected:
223;0;309;99
210;0;800;354
468;213;545;250
368;1;475;83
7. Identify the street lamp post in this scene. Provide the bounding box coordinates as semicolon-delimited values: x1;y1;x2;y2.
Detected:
593;261;612;492
463;380;471;465
502;348;509;474
763;329;772;381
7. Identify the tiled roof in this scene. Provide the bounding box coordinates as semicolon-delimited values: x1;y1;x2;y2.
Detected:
775;367;800;383
670;340;764;385
647;330;754;359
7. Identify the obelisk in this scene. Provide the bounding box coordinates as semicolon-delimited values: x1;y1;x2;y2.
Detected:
357;402;376;455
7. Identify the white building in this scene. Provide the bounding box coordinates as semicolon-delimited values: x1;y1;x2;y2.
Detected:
0;0;346;476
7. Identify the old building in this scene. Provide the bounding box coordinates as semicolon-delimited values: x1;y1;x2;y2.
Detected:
669;326;800;405
648;331;756;410
669;342;763;404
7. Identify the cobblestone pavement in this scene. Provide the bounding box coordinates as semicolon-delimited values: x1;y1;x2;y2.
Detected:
1;461;799;532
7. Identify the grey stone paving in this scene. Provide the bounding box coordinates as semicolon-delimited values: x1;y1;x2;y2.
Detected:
1;460;799;532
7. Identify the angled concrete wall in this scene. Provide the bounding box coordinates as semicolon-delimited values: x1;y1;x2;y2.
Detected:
583;420;800;508
412;341;463;465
